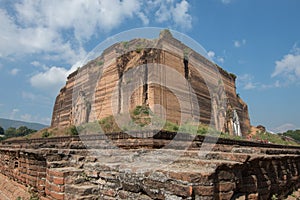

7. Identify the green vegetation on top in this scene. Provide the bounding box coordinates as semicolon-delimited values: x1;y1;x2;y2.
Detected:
3;105;299;147
97;105;215;135
96;105;300;147
41;125;78;138
0;125;37;140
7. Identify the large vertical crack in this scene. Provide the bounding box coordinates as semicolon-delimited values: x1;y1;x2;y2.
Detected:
184;57;194;120
143;60;148;105
184;58;189;80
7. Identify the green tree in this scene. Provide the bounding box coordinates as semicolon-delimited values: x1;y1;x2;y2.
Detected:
15;126;36;136
16;126;30;136
283;129;300;142
5;127;16;137
0;126;4;135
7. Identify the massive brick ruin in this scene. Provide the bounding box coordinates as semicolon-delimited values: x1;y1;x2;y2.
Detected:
51;30;250;136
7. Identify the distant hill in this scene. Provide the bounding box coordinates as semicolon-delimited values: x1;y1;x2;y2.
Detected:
0;118;48;130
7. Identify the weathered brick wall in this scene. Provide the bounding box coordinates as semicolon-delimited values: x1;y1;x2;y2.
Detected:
0;149;47;197
214;156;300;199
0;173;31;200
1;137;300;200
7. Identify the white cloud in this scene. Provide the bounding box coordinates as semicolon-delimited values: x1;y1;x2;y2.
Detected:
31;61;51;70
14;0;142;41
0;8;85;64
31;61;41;67
234;39;246;48
137;12;150;25
272;45;300;83
154;0;192;29
172;0;192;29
207;50;225;64
29;60;82;94
9;68;20;76
260;80;281;89
30;66;68;93
155;3;170;23
217;57;225;64
2;0;194;97
243;82;256;90
1;0;193;63
238;74;282;90
221;0;232;4
10;108;20;120
207;51;215;59
237;74;257;90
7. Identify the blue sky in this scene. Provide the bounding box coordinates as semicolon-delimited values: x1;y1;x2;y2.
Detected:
0;0;299;133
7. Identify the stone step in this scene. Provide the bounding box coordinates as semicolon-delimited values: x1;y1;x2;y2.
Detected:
47;161;71;168
65;184;99;197
182;150;251;163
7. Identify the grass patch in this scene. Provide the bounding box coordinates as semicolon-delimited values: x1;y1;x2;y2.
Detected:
99;116;122;133
133;105;150;116
122;41;129;49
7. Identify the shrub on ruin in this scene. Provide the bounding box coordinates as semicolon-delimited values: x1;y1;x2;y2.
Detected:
42;131;51;138
70;125;78;136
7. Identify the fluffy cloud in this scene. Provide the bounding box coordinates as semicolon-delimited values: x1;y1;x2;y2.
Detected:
237;74;257;90
0;8;85;63
30;66;68;94
272;46;300;83
237;74;282;90
206;50;225;64
9;108;20;120
221;0;232;4
234;39;246;48
217;57;225;64
1;0;193;62
207;51;215;59
2;1;193;93
154;0;192;29
29;61;81;94
14;0;142;41
9;68;20;76
172;0;192;29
